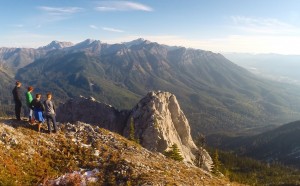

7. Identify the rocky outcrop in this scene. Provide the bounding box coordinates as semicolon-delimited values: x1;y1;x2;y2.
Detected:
123;91;212;170
56;96;130;134
57;91;212;170
0;118;240;185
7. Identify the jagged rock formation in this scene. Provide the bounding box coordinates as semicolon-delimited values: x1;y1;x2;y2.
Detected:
123;91;212;170
57;96;130;134
57;91;212;170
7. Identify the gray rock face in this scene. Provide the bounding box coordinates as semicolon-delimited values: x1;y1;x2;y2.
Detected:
123;91;212;170
57;92;212;170
56;96;130;134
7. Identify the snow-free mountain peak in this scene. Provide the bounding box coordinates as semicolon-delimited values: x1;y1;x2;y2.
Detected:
70;39;102;51
39;40;74;50
123;38;151;47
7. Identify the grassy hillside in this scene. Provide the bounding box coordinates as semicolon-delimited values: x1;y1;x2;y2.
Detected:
0;118;239;186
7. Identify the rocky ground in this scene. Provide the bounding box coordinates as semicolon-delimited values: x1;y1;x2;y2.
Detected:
0;118;244;185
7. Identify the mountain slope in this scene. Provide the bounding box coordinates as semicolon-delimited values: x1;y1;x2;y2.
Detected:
12;39;300;134
0;69;14;116
224;53;300;85
0;47;46;74
0;118;239;185
207;120;300;168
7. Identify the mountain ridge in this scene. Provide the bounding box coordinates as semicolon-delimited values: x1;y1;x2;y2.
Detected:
1;38;300;135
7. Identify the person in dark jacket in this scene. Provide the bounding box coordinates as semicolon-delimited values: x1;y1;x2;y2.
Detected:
44;93;57;134
30;93;45;132
12;81;22;120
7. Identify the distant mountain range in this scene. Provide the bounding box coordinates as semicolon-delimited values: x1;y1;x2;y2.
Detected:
224;53;300;85
1;39;300;135
207;120;300;168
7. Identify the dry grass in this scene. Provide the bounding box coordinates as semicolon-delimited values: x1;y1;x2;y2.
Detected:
0;118;244;186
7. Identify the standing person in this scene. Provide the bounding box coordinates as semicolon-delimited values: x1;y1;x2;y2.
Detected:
12;81;22;121
25;86;34;123
30;94;45;132
44;93;57;134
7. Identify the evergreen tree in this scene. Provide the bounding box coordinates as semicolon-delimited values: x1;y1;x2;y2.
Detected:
195;133;206;168
163;144;184;162
212;149;221;175
129;117;139;144
129;117;135;141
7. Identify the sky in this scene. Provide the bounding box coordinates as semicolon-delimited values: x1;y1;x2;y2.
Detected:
1;0;300;54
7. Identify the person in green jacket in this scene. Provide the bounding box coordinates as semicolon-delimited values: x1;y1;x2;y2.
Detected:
25;86;34;123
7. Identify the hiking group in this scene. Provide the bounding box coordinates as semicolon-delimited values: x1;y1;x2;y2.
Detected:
12;81;58;134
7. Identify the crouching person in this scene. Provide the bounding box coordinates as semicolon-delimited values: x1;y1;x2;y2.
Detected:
44;93;57;134
30;93;45;132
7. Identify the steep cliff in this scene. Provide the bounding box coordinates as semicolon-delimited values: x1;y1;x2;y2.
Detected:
56;96;130;134
123;91;212;170
57;91;212;170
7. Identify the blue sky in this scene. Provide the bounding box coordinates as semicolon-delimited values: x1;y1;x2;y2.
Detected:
1;0;300;54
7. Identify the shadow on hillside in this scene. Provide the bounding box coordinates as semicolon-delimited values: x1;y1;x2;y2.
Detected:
1;118;51;134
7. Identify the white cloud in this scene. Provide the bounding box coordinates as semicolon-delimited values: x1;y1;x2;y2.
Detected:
230;16;297;35
95;1;153;12
102;27;124;33
35;6;84;23
38;6;84;16
90;25;98;30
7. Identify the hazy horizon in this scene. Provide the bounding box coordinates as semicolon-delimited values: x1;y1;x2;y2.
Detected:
2;0;300;55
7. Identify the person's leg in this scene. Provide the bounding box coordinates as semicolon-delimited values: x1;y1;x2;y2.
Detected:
24;106;28;120
15;101;22;120
29;109;35;123
51;114;57;132
37;122;42;132
46;115;51;133
37;110;43;132
27;107;31;121
15;104;18;119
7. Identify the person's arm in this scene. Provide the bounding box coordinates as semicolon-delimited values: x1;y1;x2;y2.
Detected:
16;88;21;101
41;101;45;111
52;101;56;113
30;100;35;109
